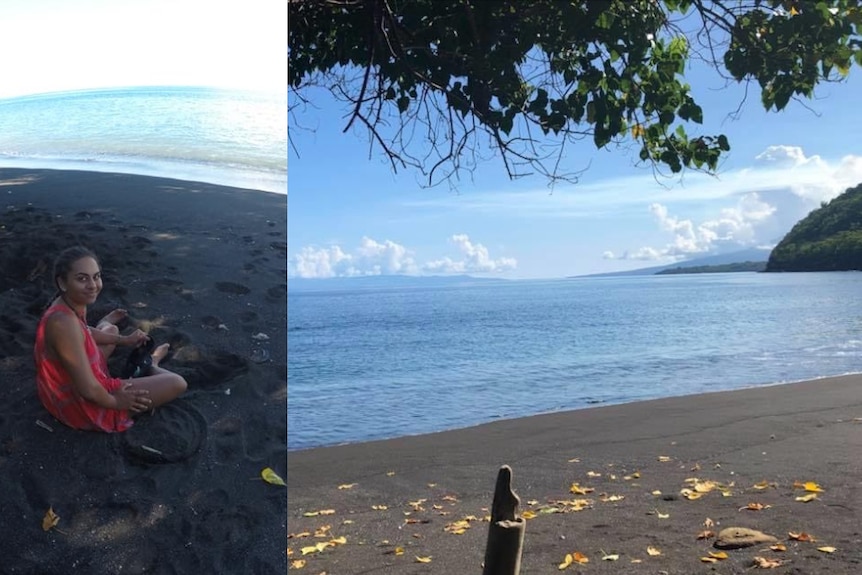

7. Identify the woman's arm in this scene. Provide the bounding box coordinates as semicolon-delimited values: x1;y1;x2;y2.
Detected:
46;313;121;409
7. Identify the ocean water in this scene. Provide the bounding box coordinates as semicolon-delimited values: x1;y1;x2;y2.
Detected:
287;272;862;451
0;86;286;193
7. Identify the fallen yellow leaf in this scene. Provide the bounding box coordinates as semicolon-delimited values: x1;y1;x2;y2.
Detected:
521;510;537;520
601;554;619;561
770;543;787;552
789;531;816;542
795;493;818;502
587;471;602;478
569;483;594;495
289;559;306;569
658;456;672;462
708;551;728;560
700;557;718;563
415;556;432;563
42;507;60;532
753;556;783;569
572;552;589;564
647;546;662;556
696;530;715;540
330;536;347;545
261;467;286;486
338;483;357;490
371;505;388;510
752;480;772;490
818;546;837;553
386;471;396;476
803;482;824;493
740;502;771;511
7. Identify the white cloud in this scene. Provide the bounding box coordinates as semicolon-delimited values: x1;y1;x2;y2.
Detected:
355;237;418;275
289;237;417;278
423;234;517;273
289;234;516;278
290;244;354;278
754;145;821;168
608;146;862;262
612;192;778;262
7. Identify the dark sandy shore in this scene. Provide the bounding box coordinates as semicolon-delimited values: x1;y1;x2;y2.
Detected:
288;375;862;574
0;168;287;574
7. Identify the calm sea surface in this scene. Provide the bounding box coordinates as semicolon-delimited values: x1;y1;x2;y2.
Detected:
0;86;286;193
287;272;862;451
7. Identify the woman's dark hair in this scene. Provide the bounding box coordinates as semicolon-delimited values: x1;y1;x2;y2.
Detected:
53;246;99;292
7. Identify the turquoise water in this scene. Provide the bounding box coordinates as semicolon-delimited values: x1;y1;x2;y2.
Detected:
287;272;862;450
0;86;286;193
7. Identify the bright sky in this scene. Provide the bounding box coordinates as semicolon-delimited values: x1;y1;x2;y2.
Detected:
0;0;286;98
289;27;862;280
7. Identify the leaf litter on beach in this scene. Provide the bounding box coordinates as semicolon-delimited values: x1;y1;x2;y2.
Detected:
290;458;843;574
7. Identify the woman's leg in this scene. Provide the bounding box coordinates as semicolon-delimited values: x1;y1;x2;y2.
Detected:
96;323;120;359
95;309;129;359
127;344;187;408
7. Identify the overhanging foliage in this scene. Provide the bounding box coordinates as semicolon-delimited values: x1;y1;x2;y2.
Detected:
289;1;861;186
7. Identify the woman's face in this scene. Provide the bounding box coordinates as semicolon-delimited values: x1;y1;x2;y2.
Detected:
60;256;102;305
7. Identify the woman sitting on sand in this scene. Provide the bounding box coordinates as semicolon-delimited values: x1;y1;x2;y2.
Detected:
34;246;187;432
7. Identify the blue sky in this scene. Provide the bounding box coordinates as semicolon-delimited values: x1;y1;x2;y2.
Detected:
0;0;285;99
289;32;862;279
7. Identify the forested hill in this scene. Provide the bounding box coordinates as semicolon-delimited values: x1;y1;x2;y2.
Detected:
766;183;862;272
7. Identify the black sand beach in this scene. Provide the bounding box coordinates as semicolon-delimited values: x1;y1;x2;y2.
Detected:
288;375;862;574
0;168;287;574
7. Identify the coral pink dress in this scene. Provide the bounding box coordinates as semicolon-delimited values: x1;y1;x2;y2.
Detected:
34;302;133;432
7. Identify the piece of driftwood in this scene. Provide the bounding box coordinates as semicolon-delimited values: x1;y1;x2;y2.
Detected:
482;465;526;575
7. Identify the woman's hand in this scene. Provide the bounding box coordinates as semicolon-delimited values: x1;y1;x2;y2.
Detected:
113;382;152;412
120;330;150;347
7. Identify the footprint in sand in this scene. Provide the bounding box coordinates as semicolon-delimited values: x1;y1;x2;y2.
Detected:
237;311;258;323
186;351;249;389
144;278;183;294
266;284;286;301
215;281;250;295
200;316;224;331
118;400;207;464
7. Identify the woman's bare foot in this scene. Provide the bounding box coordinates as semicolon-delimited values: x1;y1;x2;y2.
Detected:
151;343;171;367
98;308;128;326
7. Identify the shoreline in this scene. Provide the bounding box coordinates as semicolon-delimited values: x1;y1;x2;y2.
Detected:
288;374;862;573
0;168;287;574
287;371;862;452
0;157;286;195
